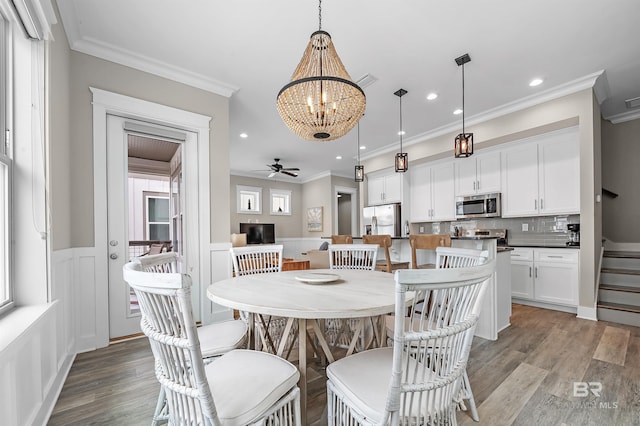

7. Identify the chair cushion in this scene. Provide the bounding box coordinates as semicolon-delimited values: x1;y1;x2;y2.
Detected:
198;319;247;358
206;349;299;425
327;347;447;421
326;347;393;422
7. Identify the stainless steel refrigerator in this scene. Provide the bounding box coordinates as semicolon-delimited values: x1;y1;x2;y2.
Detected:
362;203;402;237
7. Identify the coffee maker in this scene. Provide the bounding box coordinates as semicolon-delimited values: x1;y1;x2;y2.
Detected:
567;223;580;247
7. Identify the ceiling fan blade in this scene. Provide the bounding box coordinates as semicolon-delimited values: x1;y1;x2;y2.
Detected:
268;171;276;178
281;170;298;177
282;167;300;171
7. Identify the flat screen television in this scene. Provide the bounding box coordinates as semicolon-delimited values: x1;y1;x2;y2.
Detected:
239;223;275;245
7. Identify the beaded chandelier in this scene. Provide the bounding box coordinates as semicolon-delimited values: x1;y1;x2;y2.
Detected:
276;0;366;142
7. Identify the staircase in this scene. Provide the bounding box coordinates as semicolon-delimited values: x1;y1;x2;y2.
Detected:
598;251;640;326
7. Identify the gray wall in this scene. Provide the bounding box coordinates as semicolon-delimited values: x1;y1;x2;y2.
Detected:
601;117;640;243
302;176;332;237
49;11;72;250
229;175;303;238
66;49;230;247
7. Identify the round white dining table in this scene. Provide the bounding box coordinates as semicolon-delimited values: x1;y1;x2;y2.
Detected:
207;268;400;424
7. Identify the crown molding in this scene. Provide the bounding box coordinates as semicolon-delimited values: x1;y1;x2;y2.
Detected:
73;37;239;97
361;70;606;161
605;109;640;124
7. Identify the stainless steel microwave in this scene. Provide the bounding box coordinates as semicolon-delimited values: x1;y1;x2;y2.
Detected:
455;193;501;219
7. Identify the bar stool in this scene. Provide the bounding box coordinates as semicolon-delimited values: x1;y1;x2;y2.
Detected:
362;234;409;273
409;234;451;269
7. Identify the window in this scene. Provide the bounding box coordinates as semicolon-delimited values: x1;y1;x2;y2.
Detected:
0;15;11;315
237;185;262;214
270;188;291;215
145;193;170;241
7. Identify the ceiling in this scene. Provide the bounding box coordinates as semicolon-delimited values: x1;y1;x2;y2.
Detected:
57;0;640;181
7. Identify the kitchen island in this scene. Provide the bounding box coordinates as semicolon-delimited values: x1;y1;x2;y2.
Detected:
341;234;512;340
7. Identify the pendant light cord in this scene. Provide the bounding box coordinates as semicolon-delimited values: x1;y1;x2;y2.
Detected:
399;95;403;153
318;0;322;31
462;63;465;134
357;122;360;164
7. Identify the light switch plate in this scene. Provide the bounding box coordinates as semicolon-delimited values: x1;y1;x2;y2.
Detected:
419;226;425;233
522;223;528;232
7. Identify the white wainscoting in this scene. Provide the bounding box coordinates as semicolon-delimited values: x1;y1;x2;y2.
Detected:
277;237;325;258
201;242;235;325
0;249;77;426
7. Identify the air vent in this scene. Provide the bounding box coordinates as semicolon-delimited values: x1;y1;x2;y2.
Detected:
625;96;640;109
356;74;378;89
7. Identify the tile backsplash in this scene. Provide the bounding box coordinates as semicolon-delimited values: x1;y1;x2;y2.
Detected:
411;214;580;247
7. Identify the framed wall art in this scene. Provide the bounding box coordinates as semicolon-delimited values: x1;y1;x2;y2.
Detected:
306;206;323;232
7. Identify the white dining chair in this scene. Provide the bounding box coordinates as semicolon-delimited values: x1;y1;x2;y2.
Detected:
434;247;488;422
230;245;298;357
326;261;494;425
326;244;379;352
135;252;248;425
123;258;301;425
384;246;489;423
328;243;378;270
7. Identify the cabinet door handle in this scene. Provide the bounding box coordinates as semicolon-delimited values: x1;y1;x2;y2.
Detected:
540;198;544;210
534;267;538;278
476;180;480;191
534;199;537;210
473;181;476;190
529;266;532;277
548;255;563;258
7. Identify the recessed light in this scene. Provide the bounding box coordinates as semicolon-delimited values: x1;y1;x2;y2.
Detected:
453;109;463;115
426;93;438;101
239;133;248;138
529;78;543;87
360;146;366;150
397;130;406;136
336;155;342;160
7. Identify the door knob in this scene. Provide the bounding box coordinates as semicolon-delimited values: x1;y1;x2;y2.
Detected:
109;240;119;246
110;253;118;260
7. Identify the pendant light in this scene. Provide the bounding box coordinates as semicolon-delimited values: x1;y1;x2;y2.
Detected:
276;0;366;142
394;88;408;172
354;122;364;182
454;53;473;158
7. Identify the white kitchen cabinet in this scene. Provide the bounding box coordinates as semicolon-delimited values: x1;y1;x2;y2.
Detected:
510;248;534;299
533;249;579;306
368;172;403;205
409;160;455;222
454;150;501;196
510;247;579;308
501;127;579;217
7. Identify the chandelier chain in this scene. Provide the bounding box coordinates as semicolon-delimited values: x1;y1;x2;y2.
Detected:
357;122;360;164
318;0;322;31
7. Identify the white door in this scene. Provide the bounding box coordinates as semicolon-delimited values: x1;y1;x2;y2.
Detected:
409;163;430;222
538;130;580;215
106;114;186;339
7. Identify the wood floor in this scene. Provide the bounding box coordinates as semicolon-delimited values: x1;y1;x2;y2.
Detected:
49;304;640;425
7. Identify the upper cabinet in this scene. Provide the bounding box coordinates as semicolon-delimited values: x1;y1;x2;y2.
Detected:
409;160;455;222
501;127;579;217
454;151;501;196
367;172;403;205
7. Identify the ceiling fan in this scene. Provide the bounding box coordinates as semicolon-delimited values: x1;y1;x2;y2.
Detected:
266;158;300;178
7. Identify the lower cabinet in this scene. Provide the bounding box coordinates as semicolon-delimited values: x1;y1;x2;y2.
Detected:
510;248;579;307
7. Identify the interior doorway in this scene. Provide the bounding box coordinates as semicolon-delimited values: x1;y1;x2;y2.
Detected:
334;186;358;236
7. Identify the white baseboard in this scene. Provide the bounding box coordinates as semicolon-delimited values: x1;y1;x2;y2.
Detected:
577;305;598;321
